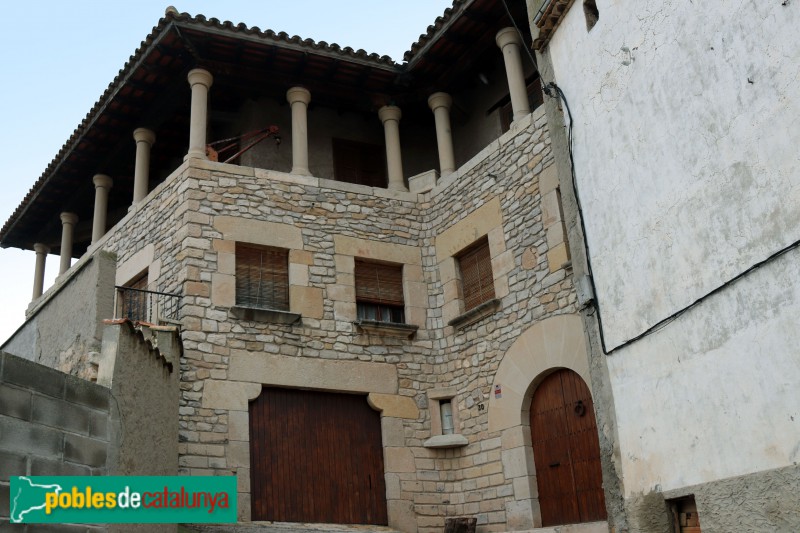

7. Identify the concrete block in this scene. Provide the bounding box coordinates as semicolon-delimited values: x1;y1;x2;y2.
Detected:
30;457;91;477
0;483;8;519
0;416;63;458
64;378;110;411
32;395;90;435
89;410;109;440
0;450;28;481
64;434;107;468
0;384;31;420
2;356;64;398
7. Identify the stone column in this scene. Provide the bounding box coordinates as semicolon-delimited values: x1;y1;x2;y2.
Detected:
59;212;78;275
496;27;531;121
186;68;213;160
286;87;311;176
378;105;406;191
91;174;113;244
132;128;155;204
428;92;456;177
32;243;49;300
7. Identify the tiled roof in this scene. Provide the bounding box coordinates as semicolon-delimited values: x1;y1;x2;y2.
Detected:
403;0;470;64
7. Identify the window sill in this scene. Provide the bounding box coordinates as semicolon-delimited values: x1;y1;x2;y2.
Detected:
423;434;469;449
447;298;501;329
231;305;301;324
354;320;418;339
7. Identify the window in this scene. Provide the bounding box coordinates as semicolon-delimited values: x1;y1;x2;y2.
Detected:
235;243;289;311
439;399;454;435
332;138;387;187
457;237;495;312
355;260;405;323
120;271;149;322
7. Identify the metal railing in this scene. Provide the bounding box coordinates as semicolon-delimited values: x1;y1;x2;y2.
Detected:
115;286;181;324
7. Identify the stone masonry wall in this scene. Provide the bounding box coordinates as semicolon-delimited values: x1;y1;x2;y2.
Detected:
87;105;576;532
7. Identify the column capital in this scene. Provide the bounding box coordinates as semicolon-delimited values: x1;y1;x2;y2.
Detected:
496;27;523;49
286;87;311;105
378;105;402;124
187;68;213;89
92;174;113;190
33;243;50;254
60;212;78;226
133;127;156;146
428;92;453;112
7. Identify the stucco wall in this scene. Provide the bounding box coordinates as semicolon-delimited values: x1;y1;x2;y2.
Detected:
1;251;116;379
543;0;800;527
547;0;800;347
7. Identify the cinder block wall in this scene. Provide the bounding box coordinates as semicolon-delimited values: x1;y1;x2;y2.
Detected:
0;352;111;530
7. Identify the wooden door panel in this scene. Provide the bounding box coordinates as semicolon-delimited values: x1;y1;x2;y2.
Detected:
250;387;388;525
531;369;607;526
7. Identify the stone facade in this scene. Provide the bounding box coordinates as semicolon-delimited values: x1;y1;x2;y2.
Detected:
63;104;589;532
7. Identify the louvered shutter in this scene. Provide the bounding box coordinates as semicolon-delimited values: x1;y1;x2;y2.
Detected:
458;238;495;311
236;243;289;311
355;260;404;306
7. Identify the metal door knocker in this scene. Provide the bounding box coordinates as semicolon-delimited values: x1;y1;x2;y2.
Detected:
574;400;586;417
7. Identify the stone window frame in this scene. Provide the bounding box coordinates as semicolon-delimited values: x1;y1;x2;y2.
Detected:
114;243;162;322
332;235;425;338
210;216;322;323
424;386;468;448
435;197;513;330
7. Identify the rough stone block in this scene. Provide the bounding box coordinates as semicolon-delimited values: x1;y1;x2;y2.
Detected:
2;356;64;398
31;395;90;435
0;450;27;481
64;378;110;411
0;385;31;420
0;416;62;458
64;434;107;468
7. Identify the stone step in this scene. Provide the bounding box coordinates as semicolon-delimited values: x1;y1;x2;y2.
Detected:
179;522;403;533
511;521;609;533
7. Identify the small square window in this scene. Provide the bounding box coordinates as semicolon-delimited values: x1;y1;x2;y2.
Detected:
355;260;405;324
457;237;495;312
235;243;289;311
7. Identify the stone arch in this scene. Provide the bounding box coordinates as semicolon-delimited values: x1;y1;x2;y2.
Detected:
489;313;593;530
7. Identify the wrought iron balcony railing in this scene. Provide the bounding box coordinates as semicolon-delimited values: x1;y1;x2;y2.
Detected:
115;285;181;325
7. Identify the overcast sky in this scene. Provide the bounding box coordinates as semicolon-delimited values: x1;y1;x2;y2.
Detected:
0;0;452;344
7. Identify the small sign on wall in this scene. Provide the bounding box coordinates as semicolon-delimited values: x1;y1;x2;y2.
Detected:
494;384;502;399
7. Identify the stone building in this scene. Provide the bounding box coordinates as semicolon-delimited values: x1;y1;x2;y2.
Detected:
532;0;800;532
2;2;617;533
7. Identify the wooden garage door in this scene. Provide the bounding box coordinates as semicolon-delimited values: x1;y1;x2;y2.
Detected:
249;387;388;525
530;369;606;526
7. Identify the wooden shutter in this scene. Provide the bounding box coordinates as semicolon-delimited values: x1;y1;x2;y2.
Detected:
457;237;495;311
355;260;404;306
236;243;289;311
332;139;387;188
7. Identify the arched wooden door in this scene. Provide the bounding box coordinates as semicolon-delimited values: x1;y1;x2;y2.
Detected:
249;387;388;525
530;369;607;526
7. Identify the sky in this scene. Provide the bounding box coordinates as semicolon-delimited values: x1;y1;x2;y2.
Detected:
0;0;453;344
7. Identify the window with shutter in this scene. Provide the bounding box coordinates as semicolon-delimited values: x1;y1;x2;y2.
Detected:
355;260;405;323
235;243;290;311
457;237;495;312
121;271;149;322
